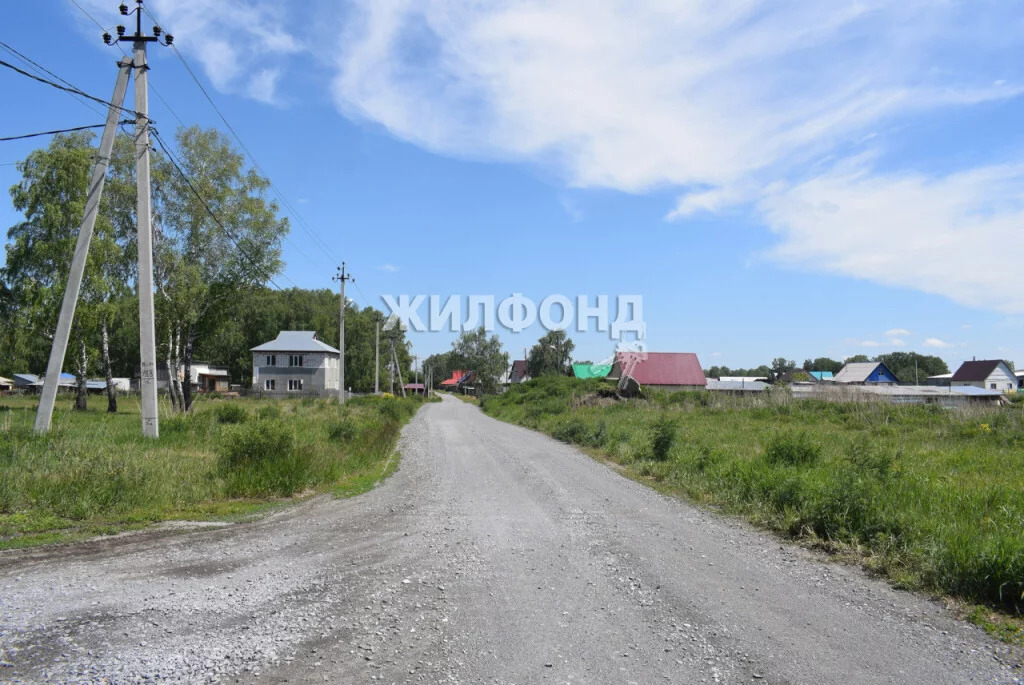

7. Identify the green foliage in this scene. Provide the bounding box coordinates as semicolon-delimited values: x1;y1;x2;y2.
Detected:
648;415;677;461
214;402;248;424
527;329;575;377
872;352;950;383
764;431;821;466
444;326;509;395
328;419;357;442
0;395;426;546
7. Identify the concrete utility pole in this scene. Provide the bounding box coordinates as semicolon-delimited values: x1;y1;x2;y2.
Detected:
34;57;133;434
103;0;174;437
332;263;354;403
374;314;380;395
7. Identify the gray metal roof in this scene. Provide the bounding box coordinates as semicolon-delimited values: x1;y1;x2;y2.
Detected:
833;362;880;383
706;379;768;391
251;331;340;354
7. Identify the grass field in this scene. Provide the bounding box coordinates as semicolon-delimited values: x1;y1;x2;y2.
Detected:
482;377;1024;638
0;393;429;549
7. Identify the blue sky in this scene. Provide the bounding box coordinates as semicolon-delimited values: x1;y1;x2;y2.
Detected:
2;1;1024;371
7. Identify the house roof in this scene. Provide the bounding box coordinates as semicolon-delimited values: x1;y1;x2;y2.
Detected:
572;363;612;379
0;376;13;386
706;379;767;391
951;360;1008;382
403;383;425;390
511;360;528;377
14;373;76;386
440;370;467;386
833;362;887;383
251;331;340;354
612;352;706;387
809;371;834;380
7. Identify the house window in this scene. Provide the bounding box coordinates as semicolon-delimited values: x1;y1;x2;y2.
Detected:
990;383;997;389
288;379;303;392
265;355;276;366
264;379;276;391
289;354;303;367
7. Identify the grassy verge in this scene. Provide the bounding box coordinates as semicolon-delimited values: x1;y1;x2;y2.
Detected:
482;377;1024;641
0;393;428;549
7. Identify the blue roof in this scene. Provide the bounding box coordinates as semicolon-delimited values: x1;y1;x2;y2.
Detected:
809;371;834;380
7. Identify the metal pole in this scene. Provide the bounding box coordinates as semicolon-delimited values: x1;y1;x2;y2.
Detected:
35;58;133;433
135;39;159;437
374;315;380;395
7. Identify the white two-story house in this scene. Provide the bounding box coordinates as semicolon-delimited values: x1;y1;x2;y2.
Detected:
251;331;340;397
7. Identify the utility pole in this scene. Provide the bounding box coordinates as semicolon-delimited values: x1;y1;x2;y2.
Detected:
105;0;173;437
34;57;133;433
333;263;354;403
374;314;380;395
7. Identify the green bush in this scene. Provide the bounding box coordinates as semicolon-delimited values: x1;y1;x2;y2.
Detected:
764;431;820;466
328;419;357;442
649;415;677;461
378;398;403;422
256;403;282;421
220;420;293;468
214;402;248;425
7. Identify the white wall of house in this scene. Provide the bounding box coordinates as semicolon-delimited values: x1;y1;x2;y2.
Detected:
252;351;339;395
952;362;1017;392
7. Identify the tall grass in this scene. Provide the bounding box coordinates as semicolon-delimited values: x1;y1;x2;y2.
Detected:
484;376;1024;615
0;394;426;547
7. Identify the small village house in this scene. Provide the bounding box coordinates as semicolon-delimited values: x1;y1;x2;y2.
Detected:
609;352;706;392
0;376;13;392
832;361;898;385
251;331;340;397
951;360;1017;392
509;360;530;384
133;362;230;393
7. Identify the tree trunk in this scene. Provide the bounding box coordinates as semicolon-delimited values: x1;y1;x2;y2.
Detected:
166;329;178;411
101;316;117;413
75;335;88;411
182;325;194;412
172;327;186;411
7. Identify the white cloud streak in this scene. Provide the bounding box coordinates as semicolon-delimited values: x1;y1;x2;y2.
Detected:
328;1;1024;313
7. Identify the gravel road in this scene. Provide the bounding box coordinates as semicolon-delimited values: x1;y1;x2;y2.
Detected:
1;395;1021;684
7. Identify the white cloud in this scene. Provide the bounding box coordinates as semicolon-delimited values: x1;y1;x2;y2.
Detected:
923;338;955;348
885;328;911;337
961;324;972;330
889;339;906;347
560;196;584;222
378;263;399;273
329;1;1024;313
761;162;1024;312
79;0;302;102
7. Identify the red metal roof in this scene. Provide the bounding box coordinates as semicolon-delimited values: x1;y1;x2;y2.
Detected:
614;352;706;387
440;370;468;386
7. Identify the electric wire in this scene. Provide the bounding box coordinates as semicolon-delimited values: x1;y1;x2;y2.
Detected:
0;40;108;120
150;127;296;291
64;0;187;129
72;2;340;285
0;57;144;121
0;122;136;142
142;4;344;267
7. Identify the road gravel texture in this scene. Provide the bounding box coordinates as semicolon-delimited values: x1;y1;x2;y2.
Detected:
1;395;1022;684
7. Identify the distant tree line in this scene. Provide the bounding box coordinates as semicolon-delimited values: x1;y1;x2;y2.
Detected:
705;352;950;383
0;130;410;410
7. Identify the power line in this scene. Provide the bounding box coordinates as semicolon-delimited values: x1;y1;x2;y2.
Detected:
0;40;107;120
142;4;343;267
150;127;295;291
0;57;144;121
0;122;132;142
63;1;187;130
